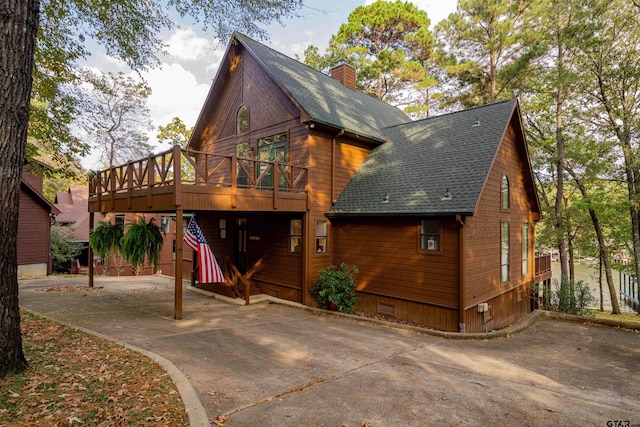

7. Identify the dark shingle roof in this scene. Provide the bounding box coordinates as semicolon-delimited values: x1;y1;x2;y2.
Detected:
235;33;412;141
328;99;519;216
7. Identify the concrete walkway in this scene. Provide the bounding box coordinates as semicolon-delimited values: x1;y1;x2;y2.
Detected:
19;275;640;427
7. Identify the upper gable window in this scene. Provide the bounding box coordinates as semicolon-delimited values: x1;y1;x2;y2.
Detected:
501;175;510;209
236;105;249;134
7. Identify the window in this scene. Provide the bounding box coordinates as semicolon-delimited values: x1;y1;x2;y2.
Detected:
219;218;227;239
420;220;441;252
236;105;249;134
236;142;249;186
502;221;510;282
522;222;529;275
160;216;170;233
114;214;125;226
290;219;302;253
257;132;288;189
316;220;328;254
501;175;510;209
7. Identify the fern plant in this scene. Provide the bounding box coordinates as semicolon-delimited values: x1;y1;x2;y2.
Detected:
121;216;164;274
89;220;124;275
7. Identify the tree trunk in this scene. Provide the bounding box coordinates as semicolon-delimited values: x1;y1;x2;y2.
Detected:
554;31;569;295
567;166;622;314
599;255;604;312
0;0;41;378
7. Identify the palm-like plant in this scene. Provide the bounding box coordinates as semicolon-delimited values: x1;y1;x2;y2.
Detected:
121;216;164;274
89;220;124;276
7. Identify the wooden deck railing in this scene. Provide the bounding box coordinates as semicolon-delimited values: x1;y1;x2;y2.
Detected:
89;145;308;201
534;253;552;282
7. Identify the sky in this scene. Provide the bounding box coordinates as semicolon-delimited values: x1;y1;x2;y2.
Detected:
80;0;458;169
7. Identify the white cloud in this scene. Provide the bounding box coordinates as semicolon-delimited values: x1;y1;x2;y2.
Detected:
164;28;213;62
139;62;210;133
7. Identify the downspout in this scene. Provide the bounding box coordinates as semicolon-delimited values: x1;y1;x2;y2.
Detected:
331;130;345;205
456;215;465;333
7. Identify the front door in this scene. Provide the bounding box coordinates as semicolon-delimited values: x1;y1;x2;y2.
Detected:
257;133;287;189
235;218;248;274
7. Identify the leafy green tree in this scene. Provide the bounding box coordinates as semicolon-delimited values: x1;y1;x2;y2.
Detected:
50;224;84;272
571;0;640;285
78;70;154;169
89;220;124;276
1;0;302;379
435;0;541;108
306;0;435;115
157;117;193;148
122;217;164;275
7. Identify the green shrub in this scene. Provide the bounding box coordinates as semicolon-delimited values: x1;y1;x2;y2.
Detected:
311;263;359;313
50;224;84;272
532;277;595;315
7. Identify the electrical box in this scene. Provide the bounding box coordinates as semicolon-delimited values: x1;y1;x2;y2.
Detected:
477;303;489;313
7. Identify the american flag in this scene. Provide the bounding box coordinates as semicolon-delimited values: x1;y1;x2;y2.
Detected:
184;218;225;284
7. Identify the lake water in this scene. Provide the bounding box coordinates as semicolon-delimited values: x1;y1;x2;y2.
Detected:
550;261;636;313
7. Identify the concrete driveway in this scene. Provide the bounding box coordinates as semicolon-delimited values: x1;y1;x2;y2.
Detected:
18;276;640;426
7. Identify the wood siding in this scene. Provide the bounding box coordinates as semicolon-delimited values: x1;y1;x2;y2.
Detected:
463;283;532;332
17;188;51;267
195;211;304;301
462;116;536;332
195;47;300;153
306;130;373;303
332;217;460;330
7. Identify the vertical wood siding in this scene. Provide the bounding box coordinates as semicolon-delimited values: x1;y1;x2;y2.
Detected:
463;116;536;331
306;131;373;302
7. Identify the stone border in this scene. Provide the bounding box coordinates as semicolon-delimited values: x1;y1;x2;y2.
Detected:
21;309;210;427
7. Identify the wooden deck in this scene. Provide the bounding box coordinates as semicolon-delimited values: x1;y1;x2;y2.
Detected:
534;253;552;284
88;145;309;213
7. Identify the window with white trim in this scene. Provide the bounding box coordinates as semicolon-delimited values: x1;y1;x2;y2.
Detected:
502;221;510;282
420;220;441;252
316;220;328;254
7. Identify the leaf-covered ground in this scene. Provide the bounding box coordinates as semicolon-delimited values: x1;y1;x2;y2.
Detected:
0;312;189;426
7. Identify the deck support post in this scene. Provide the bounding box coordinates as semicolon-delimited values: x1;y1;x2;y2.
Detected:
175;208;183;320
89;212;94;288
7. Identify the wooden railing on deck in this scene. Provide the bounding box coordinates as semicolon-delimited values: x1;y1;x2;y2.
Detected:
534;253;552;282
89;145;308;207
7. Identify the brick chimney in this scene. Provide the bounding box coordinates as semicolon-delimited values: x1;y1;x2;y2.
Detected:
330;60;356;91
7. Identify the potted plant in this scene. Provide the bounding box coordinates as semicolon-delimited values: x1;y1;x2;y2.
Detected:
311;263;359;313
121;216;164;275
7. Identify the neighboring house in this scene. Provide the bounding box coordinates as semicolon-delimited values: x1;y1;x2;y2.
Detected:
54;185;99;271
88;33;551;332
54;186;178;275
18;164;59;278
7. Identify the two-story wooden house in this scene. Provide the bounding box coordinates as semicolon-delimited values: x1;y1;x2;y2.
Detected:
88;33;550;333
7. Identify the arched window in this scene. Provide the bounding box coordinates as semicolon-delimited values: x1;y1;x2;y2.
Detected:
236;105;249;134
501;175;510;209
